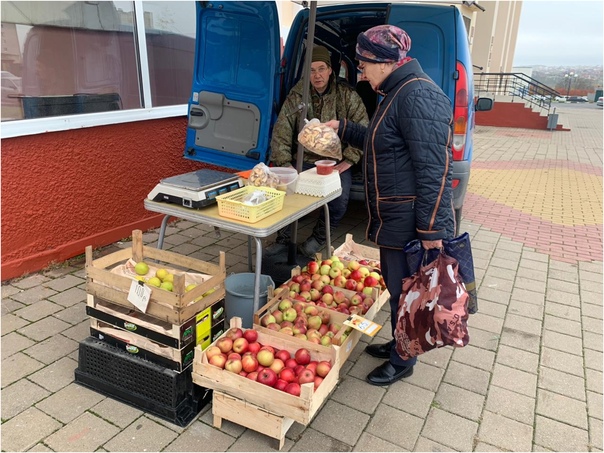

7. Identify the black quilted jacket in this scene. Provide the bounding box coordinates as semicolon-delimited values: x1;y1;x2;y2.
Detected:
339;59;455;249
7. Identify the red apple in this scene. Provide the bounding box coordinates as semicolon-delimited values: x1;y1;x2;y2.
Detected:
279;367;296;383
226;327;244;340
242;329;258;343
349;269;363;282
294;364;306;376
294;348;311;365
247;341;261;355
316;360;332;377
284;382;301;396
298;369;315;385
227;352;242;361
275;349;291;363
348;260;360;271
314;376;324;390
363;276;379;287
299;280;312;292
285;358;298;369
225;358;243;374
241;355;259;373
260;314;276;327
216;337;233;354
246;371;258;381
307;261;320;274
232;337;249;354
306;361;318;373
205;346;222;360
269;358;285;374
257;368;278;387
274;379;289;392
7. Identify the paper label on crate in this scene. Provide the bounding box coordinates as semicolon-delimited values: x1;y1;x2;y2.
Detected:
343;314;382;337
127;280;151;313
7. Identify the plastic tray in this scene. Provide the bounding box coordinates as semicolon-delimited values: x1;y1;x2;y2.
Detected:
295;168;341;197
216;186;285;223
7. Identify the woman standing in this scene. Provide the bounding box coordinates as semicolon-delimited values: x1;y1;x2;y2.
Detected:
327;25;455;386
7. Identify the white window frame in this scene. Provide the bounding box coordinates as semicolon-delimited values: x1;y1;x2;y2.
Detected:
0;1;189;140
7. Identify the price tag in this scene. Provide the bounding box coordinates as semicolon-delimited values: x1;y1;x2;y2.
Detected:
127;280;151;313
343;314;382;337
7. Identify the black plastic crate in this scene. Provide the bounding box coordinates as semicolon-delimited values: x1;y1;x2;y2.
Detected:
74;336;211;427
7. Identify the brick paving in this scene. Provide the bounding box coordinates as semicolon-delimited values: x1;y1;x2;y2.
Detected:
1;103;602;452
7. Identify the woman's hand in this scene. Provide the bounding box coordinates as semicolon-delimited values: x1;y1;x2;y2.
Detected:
324;120;340;131
334;161;351;173
421;239;443;250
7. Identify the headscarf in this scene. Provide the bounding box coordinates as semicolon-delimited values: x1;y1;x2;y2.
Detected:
356;25;411;65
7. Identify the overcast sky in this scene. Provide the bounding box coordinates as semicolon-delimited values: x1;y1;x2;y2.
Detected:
513;0;603;67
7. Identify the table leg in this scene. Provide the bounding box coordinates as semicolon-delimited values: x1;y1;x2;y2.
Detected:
253;237;263;313
323;204;331;257
157;215;171;249
247;236;253;272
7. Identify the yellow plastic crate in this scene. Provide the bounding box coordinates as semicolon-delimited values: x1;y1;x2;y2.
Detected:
216;186;285;223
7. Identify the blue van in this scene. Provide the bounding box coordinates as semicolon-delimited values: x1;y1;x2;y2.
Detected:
184;2;492;230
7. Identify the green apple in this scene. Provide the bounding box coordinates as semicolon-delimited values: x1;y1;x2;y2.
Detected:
134;261;149;276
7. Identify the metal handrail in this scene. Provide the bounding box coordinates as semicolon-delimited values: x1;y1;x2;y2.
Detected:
474;72;562;114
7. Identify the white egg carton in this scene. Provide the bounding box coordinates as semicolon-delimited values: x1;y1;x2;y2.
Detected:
294;168;341;197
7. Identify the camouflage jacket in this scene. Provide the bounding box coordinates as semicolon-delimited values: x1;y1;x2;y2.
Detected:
270;76;369;167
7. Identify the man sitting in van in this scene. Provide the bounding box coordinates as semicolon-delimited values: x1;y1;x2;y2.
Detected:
269;45;369;258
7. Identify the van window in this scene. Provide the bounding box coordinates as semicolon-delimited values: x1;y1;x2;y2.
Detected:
1;1;195;122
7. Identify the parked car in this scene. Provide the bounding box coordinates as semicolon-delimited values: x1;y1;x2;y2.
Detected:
597;97;603;107
184;1;493;233
566;96;588;103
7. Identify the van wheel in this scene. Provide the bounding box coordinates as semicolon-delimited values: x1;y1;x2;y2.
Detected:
454;207;462;236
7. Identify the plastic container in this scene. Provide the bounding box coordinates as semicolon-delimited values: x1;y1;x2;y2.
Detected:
270;167;298;194
224;273;275;328
295;168;341;197
216;186;285;223
315;160;336;175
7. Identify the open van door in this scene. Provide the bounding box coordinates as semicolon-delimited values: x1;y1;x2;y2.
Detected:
184;1;280;170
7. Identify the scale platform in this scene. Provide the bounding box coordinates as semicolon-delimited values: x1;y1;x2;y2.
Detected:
147;169;243;209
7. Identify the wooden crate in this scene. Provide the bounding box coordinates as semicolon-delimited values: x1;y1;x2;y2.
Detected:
212;391;294;450
86;229;226;324
192;318;339;427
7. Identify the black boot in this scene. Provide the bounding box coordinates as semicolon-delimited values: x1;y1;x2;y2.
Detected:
365;341;393;359
366;361;414;386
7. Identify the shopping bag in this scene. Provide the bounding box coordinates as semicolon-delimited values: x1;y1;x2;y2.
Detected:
403;232;478;314
394;251;470;360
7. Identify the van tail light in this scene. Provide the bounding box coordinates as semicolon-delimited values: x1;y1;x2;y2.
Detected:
451;179;460;189
452;61;469;161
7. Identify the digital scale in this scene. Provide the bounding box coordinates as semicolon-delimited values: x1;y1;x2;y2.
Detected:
147;169;243;209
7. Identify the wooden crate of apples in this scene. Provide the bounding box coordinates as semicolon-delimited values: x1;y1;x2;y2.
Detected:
192;317;338;430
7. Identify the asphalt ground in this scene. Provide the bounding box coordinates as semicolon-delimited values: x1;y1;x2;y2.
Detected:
1;102;602;452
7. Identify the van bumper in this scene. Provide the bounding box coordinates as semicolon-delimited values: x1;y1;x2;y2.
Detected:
452;160;471;210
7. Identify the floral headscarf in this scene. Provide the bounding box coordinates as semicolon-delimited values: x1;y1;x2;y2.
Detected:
356;25;412;65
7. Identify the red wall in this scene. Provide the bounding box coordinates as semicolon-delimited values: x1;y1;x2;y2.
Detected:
475;101;569;131
1;117;223;281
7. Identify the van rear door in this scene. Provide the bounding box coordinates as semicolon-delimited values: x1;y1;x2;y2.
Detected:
184;1;280;170
387;4;456;100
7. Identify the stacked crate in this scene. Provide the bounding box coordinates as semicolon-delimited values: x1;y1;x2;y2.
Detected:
75;229;226;426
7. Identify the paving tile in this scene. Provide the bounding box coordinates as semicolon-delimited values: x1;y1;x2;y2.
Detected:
12;275;51;290
466;327;499;351
546;288;581;307
346;354;384;381
543;314;582;337
489;257;518;271
14;300;63;322
9;287;58;305
520;251;549;264
548;275;580;294
310;400;370;446
1;379;51;420
90;398;145;429
451;344;495;372
478;411;533;452
586;368;603;394
35;382;104;423
474;287;511;306
288;428;348;452
1;313;30;335
404;361;444;392
384;381;435;419
495;344;539;374
589;417;603;451
540;347;585;377
581;290;603;306
507;299;544;320
474;441;504;451
330;376;385;414
582;314;603;335
485;385;535;426
473;300;507;318
538;366;586;401
52;302;89;325
433;382;485;421
17;316;72;342
48;286;87;308
1;331;36;359
1;284;23;298
199;408;247;439
442;361;491;395
0;407;62;452
27;442;54;451
43;274;86;292
514;276;546;293
578;280;603;295
417;345;453;369
537;389;588;429
45;411;120;452
1;352;45;388
547;267;578;283
584;331;603;352
24;334;79;365
587;391;603;421
491;363;537;398
511;287;545;306
364;403;423;451
102;415;178;452
535;415;589;451
413;436;459;452
421;408;478;452
353;432;402;452
584;348;603;372
162;419;237;452
60;319;91;342
504;313;543;336
542;329;583;355
28;356;78;393
545;301;581;321
482;267;517;282
228;429;293;451
467;313;503;334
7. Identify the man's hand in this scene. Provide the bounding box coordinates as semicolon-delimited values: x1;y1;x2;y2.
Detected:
324;120;340;131
334;161;351;173
421;240;443;250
